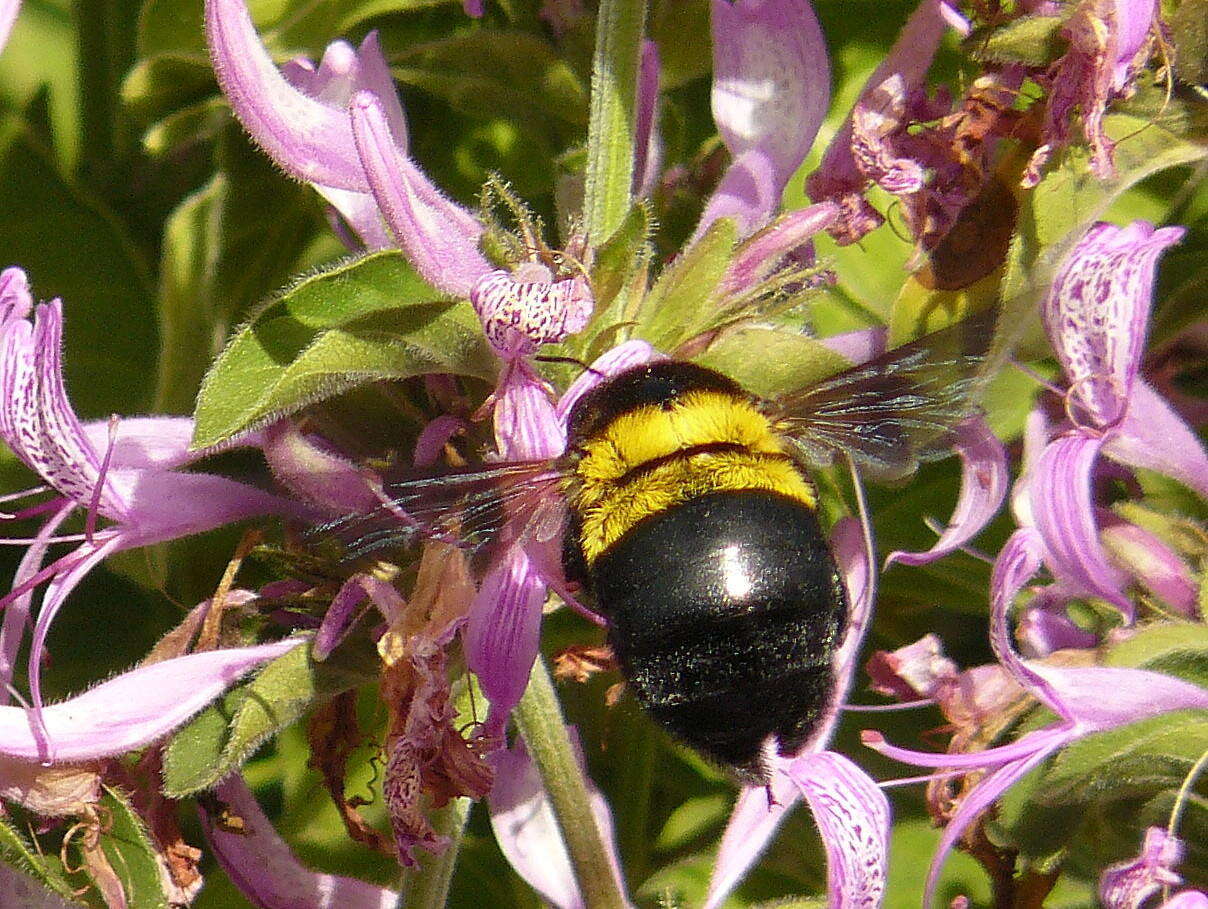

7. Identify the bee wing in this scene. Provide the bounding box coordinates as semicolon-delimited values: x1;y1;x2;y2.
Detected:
313;460;568;561
773;313;993;481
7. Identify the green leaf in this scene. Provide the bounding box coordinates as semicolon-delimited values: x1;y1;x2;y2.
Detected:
394;32;587;131
192;251;496;447
1104;621;1208;689
162;637;379;796
0;115;157;417
965;16;1066;67
694;328;850;399
634;217;737;352
654;793;730;852
0;815;81;903
996;711;1208;861
95;787;170;909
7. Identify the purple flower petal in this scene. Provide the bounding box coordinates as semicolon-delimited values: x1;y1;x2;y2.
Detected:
887;417;1008;567
783;751;890;908
0;266;32;322
1016;581;1098;656
471;267;594;360
718;202;838;297
204;0;372;190
1029;432;1132;615
694;0;831;239
1106;380;1208;498
0;0;19;54
0;639;303;762
201;775;399;909
494;363;566;461
1100;826;1185;909
488;740;627;909
464;545;546;735
850;75;926;194
704;773;799;909
262;420;380;512
1044;221;1184;427
633;40;662;197
1100;518;1197;615
350;91;492;297
820;327;888;366
80;417;194;470
867;633;958;701
0;864;77;909
313;576;370;660
555;340;661;423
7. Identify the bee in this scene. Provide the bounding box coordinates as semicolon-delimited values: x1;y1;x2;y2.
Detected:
322;314;990;783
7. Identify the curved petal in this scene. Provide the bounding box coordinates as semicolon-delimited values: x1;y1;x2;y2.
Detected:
1100;826;1184;909
887;417;1007;567
1100;518;1197;616
923;748;1055;907
718;202;838;297
204;0;371;190
695;0;830;239
494;364;566;460
0;266;32;323
201;775;398;909
1025;663;1208;735
488;740;627;909
81;417;194;469
116;469;299;542
1044;221;1185;427
261;420;380;512
0;639;303;762
464;546;546;735
785;751;890;908
555;340;661;423
632;40;662;197
349;91;491;297
704;773;799;909
1106;380;1208;498
472;269;594;360
1029;432;1132;615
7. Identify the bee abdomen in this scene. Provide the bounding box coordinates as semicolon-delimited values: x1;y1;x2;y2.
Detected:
590;489;846;781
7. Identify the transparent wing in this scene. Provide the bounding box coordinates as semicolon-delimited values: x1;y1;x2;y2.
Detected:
312;460;568;561
773;312;994;480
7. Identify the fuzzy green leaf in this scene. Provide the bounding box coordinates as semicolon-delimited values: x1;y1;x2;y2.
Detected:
192;251;496;447
695;328;849;399
96;787;170;909
965;16;1066;67
635;217;737;352
0;815;80;903
161;637;378;796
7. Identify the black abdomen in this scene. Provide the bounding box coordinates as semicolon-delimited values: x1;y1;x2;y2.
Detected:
589;490;846;782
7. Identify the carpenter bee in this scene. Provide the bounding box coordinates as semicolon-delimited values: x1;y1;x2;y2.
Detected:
321;313;991;783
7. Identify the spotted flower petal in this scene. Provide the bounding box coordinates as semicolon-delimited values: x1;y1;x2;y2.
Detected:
694;0;830;240
471;267;594;360
200;775;398;909
0;640;302;762
886;417;1008;568
1045;221;1185;428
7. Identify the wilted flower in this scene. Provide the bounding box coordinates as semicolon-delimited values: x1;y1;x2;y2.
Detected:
1100;827;1204;909
1023;0;1159;187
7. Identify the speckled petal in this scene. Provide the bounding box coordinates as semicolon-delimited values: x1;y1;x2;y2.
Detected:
472;269;594;360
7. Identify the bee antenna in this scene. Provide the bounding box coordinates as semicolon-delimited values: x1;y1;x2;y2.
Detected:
533;354;604;379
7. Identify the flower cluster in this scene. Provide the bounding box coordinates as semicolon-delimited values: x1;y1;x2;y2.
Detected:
0;0;1203;905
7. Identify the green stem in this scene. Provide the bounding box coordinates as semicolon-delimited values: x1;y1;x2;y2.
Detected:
399;796;473;909
582;0;647;246
514;658;628;909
